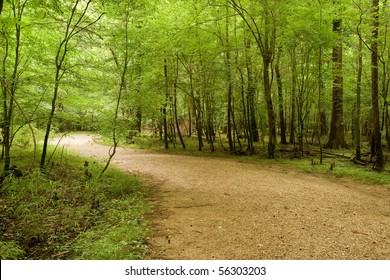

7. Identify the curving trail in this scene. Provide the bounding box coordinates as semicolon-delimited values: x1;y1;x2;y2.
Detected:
54;134;390;260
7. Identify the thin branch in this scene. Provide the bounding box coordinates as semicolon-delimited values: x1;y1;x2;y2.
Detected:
227;0;264;51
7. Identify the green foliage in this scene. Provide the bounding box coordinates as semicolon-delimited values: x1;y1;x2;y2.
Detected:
0;241;26;260
73;197;147;260
0;147;150;260
276;158;390;186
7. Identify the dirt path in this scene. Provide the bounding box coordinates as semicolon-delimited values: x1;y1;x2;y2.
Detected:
54;134;390;260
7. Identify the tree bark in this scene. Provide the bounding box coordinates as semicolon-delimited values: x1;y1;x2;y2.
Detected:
2;1;27;171
275;47;287;145
370;0;384;170
163;58;169;150
290;49;297;145
355;38;362;161
245;37;259;144
327;17;345;148
174;54;186;149
263;53;277;158
226;3;234;153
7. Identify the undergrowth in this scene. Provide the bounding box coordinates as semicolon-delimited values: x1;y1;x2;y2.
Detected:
0;147;150;260
275;157;390;186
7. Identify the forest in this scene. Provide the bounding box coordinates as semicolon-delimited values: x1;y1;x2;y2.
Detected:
1;0;390;260
1;0;390;169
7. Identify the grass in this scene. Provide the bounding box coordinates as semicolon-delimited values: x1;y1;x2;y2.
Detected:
0;146;151;260
276;157;390;186
0;241;26;260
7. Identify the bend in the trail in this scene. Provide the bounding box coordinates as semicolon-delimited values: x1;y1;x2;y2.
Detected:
53;134;390;260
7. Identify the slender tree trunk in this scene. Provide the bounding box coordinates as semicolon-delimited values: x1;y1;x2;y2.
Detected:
226;4;234;153
232;96;241;152
187;104;192;137
1;35;9;165
371;0;384;170
135;107;142;133
245;37;259;143
1;38;7;162
2;1;26;171
100;3;129;176
385;104;390;150
318;1;324;164
297;51;310;157
174;54;186;149
205;90;215;152
163;58;169;149
239;65;253;154
41;0;101;170
355;38;363;161
186;65;203;151
41;67;61;170
195;96;203;151
275;47;287;145
100;51;128;177
290;49;297;145
318;44;324;164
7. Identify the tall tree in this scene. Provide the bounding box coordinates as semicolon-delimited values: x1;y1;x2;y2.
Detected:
290;48;297;145
327;2;345;149
40;0;102;170
225;2;234;153
275;46;287;145
354;1;364;162
370;0;384;170
317;0;324;164
244;36;260;146
173;53;186;149
163;58;169;149
1;0;28;171
228;0;277;158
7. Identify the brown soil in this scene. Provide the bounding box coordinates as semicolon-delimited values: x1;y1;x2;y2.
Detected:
56;134;390;260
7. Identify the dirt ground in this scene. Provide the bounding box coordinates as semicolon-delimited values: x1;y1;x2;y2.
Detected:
54;134;390;260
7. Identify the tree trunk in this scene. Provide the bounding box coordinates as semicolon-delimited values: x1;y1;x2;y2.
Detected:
174;54;186;149
275;47;287;145
290;49;297;145
317;2;324;164
226;4;234;153
370;0;384;170
195;95;203;151
263;53;277;158
245;37;259;144
318;47;324;163
41;68;61;170
163;58;169;150
135;107;142;133
41;0;101;170
327;17;345;148
355;38;362;161
227;0;276;158
2;1;26;171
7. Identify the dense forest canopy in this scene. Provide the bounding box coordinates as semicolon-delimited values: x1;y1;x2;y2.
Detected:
1;0;390;171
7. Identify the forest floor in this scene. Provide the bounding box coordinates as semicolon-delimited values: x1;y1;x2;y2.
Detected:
56;134;390;260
